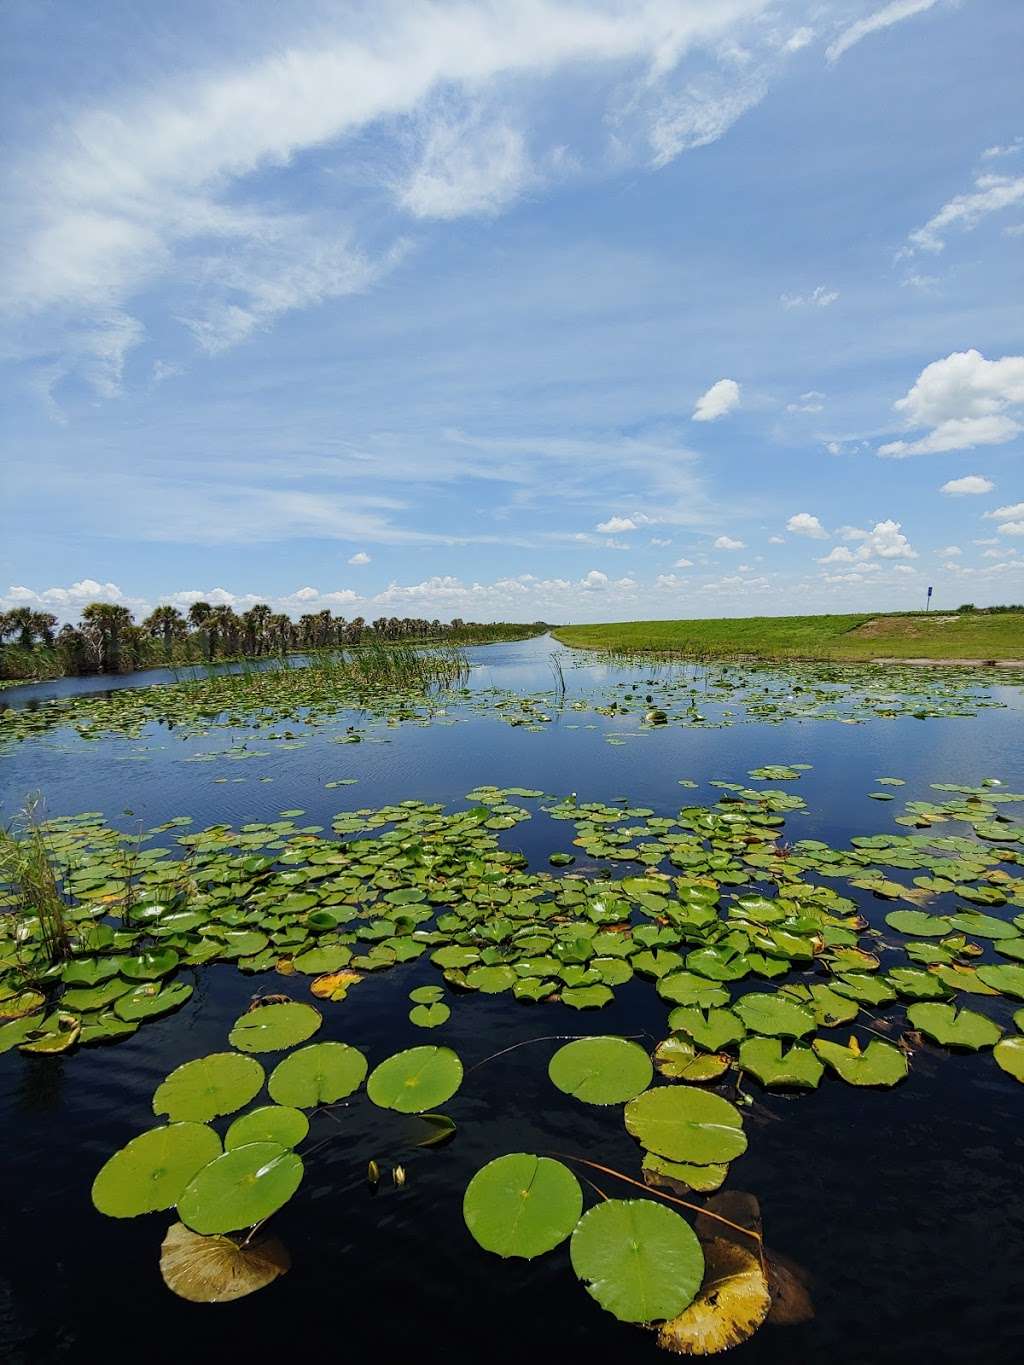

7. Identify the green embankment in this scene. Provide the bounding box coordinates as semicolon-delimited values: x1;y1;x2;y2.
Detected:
553;612;1024;662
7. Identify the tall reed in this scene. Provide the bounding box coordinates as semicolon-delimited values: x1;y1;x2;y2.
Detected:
0;798;72;964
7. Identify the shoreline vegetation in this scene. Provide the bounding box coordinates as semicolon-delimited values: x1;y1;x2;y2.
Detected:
0;602;547;685
554;608;1024;664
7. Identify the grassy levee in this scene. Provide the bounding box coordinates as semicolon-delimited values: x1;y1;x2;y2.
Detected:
552;611;1024;662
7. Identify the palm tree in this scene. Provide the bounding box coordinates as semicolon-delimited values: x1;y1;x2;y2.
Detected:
5;607;36;649
32;612;58;646
242;604;273;655
187;601;214;659
81;603;134;672
143;605;187;655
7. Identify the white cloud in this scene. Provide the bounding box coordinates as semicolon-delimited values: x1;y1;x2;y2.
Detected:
879;350;1024;457
786;390;825;413
673;557;694;568
986;502;1024;520
819;519;916;565
580;569;609;590
768;535;785;544
998;521;1024;537
786;512;828;539
826;0;939;64
348;552;371;565
396;111;535;220
783;27;815;52
907;173;1024;252
939;546;962;556
649;536;671;547
940;474;995;495
713;535;745;550
837;525;870;541
983;139;1023;160
693;378;740;422
780;285;838;308
596;515;639;533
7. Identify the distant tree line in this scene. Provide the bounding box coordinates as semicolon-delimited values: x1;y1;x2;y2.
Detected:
0;603;547;680
956;603;1024;614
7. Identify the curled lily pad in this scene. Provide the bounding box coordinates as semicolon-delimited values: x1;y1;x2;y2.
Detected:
228;1001;322;1053
570;1198;705;1323
178;1142;304;1234
463;1153;583;1259
367;1045;463;1113
153;1053;265;1123
268;1042;367;1108
625;1086;747;1165
657;1237;771;1355
907;1002;1002;1050
738;1037;823;1090
653;1036;731;1083
812;1037;908;1087
642;1152;728;1194
160;1221;290;1302
92;1122;222;1218
225;1105;309;1149
548;1037;653;1105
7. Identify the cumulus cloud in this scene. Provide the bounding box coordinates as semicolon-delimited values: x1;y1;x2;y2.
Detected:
780;286;838;308
768;535;785;544
879;350;1024;457
826;0;939;64
940;546;962;556
348;552;371;565
713;535;745;550
786;512;828;539
673;557;694;568
596;516;639;533
818;519;917;565
786;391;825;413
693;379;740;422
998;521;1024;537
940;475;995;495
985;502;1024;520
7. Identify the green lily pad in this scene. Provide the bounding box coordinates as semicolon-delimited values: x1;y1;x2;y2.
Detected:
225;1105;309;1150
115;980;193;1021
624;1086;747;1165
227;1002;322;1053
409;985;445;1005
367;1045;463;1113
907;1002;1002;1050
410;1002;450;1028
570;1198;705;1323
120;948;180;981
153;1053;266;1123
976;963;1024;999
884;911;953;937
178;1142;303;1234
92;1122;222;1218
813;1038;908;1087
667;1006;745;1051
561;984;613;1009
652;1036;731;1083
267;1042;368;1108
463;1153;583;1259
738;1037;823;1089
641;1152;728;1193
733;993;815;1039
548;1037;653;1105
993;1036;1024;1081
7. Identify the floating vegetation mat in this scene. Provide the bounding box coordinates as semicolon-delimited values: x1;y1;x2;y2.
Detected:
2;652;1021;754
2;771;1024;1347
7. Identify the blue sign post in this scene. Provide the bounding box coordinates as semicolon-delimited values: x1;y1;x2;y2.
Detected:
926;585;933;612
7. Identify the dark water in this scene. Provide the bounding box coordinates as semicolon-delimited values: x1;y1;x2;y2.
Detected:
2;635;1023;1363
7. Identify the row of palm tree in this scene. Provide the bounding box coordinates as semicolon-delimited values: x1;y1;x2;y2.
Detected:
1;602;544;678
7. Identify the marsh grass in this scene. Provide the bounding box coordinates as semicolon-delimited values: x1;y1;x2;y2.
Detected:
0;798;72;964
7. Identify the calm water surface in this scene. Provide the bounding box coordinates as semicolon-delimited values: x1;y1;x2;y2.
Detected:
2;635;1023;1362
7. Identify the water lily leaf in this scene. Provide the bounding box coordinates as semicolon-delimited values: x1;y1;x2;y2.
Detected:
115;980;193;1021
561;984;613;1009
179;1141;303;1234
668;1006;745;1051
887;967;952;1001
976;963;1024;999
660;974;730;1009
738;1037;823;1089
733;993;815;1039
830;973;896;1006
410;1002;450;1028
463;1153;583;1259
153;1053;265;1123
465;965;516;993
92;1122;222;1218
18;1011;81;1053
812;1038;908;1087
949;912;1019;940
160;1221;290;1302
906;1002;1002;1050
228;1001;322;1053
367;1045;463;1113
625;1086;747;1165
653;1036;731;1083
657;1237;771;1355
570;1198;705;1323
292;945;352;974
268;1041;367;1107
993;1035;1024;1081
412;1112;456;1147
548;1037;653;1105
884;911;953;937
120;948;180;981
225;1105;309;1149
642;1153;727;1194
409;985;445;1005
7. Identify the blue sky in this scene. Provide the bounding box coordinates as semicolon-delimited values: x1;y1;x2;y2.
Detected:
2;0;1022;624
